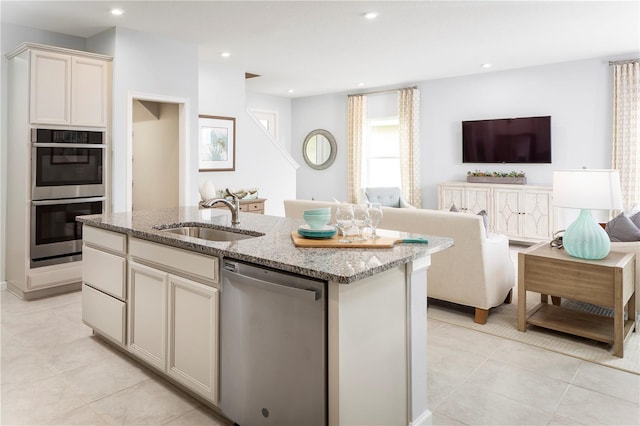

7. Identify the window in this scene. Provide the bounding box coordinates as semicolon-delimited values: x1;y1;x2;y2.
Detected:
362;118;401;188
251;109;278;140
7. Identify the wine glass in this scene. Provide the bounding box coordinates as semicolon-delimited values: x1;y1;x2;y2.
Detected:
353;204;370;241
367;202;383;239
335;204;354;243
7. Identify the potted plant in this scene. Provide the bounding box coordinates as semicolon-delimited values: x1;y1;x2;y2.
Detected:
467;170;527;184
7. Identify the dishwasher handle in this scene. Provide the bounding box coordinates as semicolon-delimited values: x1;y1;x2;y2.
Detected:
223;265;321;301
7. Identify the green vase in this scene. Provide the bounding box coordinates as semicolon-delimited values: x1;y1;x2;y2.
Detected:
563;209;610;260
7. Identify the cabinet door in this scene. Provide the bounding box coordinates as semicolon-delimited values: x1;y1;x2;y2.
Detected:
71;56;108;127
439;185;464;210
30;50;71;125
167;275;219;403
128;261;168;371
521;190;552;240
464;187;491;214
494;189;521;237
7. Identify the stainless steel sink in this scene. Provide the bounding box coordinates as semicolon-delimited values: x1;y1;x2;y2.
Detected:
159;226;259;242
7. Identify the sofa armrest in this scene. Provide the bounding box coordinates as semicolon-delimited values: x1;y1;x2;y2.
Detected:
480;233;515;306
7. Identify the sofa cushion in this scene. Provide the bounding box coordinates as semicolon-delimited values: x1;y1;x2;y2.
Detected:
605;213;640;242
450;203;460;212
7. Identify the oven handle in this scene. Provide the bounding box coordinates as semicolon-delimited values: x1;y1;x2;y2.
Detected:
32;143;107;149
32;197;106;206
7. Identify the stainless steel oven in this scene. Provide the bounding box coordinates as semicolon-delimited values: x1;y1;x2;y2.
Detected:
31;129;105;200
30;197;105;268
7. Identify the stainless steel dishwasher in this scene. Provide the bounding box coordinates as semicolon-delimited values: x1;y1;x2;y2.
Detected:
220;258;326;426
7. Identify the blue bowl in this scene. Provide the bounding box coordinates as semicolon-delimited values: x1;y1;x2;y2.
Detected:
303;213;331;229
303;207;331;216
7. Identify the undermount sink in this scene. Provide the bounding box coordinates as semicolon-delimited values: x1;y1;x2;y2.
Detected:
159;226;259;242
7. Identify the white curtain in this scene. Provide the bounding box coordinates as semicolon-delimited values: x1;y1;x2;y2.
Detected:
398;88;422;207
347;95;367;203
612;61;640;210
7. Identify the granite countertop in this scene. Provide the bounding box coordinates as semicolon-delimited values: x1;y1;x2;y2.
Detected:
77;206;453;284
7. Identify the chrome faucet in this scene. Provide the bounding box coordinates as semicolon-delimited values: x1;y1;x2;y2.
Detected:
201;188;241;225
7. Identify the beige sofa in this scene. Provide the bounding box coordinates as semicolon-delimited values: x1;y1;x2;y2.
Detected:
284;200;515;324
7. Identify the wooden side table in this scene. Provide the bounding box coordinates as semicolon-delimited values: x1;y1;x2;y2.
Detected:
518;242;636;357
201;198;266;214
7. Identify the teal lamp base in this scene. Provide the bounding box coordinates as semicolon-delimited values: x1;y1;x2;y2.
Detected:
563;209;611;260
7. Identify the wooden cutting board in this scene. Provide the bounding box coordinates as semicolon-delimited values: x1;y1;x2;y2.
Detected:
291;231;401;248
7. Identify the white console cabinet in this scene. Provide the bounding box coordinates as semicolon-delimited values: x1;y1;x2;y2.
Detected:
438;181;554;243
494;187;553;242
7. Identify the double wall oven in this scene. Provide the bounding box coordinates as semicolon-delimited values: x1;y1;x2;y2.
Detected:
31;129;106;267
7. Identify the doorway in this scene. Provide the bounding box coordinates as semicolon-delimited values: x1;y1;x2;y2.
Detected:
127;93;189;212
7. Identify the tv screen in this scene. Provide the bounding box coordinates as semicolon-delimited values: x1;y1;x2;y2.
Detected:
462;116;551;163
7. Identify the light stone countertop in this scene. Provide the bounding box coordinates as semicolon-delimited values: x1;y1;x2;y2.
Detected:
77;206;453;284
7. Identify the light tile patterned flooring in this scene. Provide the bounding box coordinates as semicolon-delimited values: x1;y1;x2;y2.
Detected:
1;286;639;425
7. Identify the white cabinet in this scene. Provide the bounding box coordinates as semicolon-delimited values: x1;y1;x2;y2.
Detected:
168;275;219;403
438;181;553;243
29;50;70;125
82;227;127;346
29;48;109;127
494;187;553;242
439;184;490;213
5;43;112;300
128;261;168;370
83;284;126;346
128;238;220;403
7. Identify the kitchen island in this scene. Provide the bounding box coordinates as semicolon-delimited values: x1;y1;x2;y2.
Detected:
78;206;453;426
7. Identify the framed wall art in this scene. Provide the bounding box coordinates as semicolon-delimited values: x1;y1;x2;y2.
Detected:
199;115;236;171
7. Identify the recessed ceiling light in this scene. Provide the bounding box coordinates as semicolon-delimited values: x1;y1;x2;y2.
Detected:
287;89;294;94
221;52;231;58
481;63;493;68
110;8;124;16
364;12;378;20
357;82;365;87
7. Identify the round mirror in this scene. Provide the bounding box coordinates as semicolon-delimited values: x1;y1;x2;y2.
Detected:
302;129;337;170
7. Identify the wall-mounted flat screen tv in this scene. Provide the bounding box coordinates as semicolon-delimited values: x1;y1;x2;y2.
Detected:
462;115;551;163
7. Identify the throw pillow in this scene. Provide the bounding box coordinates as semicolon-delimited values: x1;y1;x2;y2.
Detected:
449;203;460;212
630;211;640;229
605;213;640;242
477;209;489;237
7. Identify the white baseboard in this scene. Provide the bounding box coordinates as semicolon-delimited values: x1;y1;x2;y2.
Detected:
411;409;433;426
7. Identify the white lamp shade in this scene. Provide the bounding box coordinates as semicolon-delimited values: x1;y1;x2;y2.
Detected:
553;169;623;210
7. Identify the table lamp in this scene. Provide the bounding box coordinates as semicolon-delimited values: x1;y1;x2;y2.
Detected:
553;169;623;260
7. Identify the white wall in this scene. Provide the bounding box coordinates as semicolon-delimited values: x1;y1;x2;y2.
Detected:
292;93;348;202
199;61;297;216
103;27;200;212
291;57;616;208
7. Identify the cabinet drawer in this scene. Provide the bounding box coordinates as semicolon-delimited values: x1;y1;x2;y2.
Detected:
238;202;263;213
129;238;219;283
82;284;126;346
247;202;263;212
83;226;127;255
83;245;126;299
27;262;82;291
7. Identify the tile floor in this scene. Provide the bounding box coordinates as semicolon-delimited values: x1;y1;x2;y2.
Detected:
1;286;639;425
